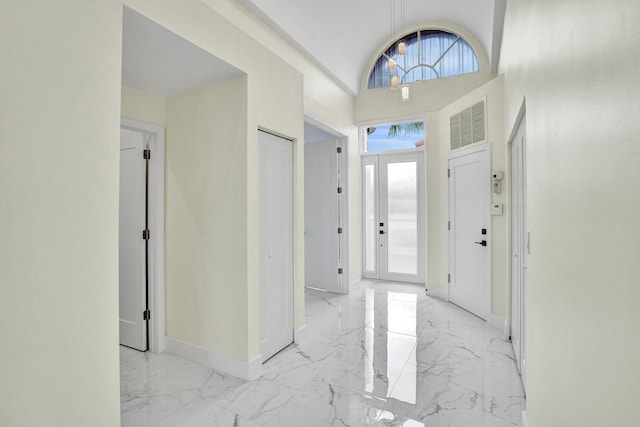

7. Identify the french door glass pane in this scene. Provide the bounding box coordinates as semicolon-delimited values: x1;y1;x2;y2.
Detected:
364;164;376;272
386;162;417;275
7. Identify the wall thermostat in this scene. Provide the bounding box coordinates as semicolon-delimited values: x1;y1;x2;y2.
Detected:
492;171;504;194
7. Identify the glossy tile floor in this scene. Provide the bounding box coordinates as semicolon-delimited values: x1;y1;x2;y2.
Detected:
121;280;525;426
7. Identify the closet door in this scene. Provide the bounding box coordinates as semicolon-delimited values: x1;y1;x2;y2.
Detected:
511;119;528;390
258;130;294;361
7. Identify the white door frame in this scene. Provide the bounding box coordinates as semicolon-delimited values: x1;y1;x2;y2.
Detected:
361;150;425;284
120;118;165;353
336;136;349;294
447;143;492;319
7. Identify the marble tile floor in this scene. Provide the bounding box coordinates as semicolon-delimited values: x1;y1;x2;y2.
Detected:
121;280;525;426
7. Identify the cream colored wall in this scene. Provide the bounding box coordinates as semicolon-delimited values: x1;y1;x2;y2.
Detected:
0;1;122;426
427;76;509;319
121;85;166;125
123;0;306;361
165;77;249;358
500;1;640;425
208;0;362;287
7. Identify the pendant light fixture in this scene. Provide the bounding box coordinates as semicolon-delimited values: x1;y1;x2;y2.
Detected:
388;58;397;72
401;85;410;101
391;75;400;89
398;40;406;55
397;0;406;55
389;0;407;95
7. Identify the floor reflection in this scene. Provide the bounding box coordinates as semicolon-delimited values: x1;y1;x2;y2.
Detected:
121;280;524;427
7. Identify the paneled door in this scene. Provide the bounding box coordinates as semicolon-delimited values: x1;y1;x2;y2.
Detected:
511;118;528;390
362;152;424;284
304;139;341;293
448;145;491;319
119;128;148;351
258;130;294;361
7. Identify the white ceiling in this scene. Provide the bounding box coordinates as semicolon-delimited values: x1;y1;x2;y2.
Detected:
122;7;244;98
243;0;506;94
304;122;336;144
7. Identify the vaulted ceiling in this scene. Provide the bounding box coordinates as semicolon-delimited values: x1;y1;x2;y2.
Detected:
243;0;506;95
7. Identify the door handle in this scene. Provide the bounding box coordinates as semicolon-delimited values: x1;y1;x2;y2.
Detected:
474;240;487;247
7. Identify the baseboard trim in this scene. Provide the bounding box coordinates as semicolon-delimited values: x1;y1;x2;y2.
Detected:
488;312;509;337
165;336;262;381
294;324;308;343
425;286;448;299
522;410;528;427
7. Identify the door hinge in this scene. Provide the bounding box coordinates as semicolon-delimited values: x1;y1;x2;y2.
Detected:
143;309;151;321
448;221;451;230
142;229;150;240
338;268;343;275
143;149;151;160
337;147;342;154
448;273;451;283
337;187;343;194
447;169;450;178
337;227;343;234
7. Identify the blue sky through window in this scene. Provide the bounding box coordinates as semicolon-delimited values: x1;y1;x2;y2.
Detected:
366;124;424;152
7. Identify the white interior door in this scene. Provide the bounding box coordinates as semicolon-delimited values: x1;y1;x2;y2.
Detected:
511;118;527;389
448;146;491;319
304;139;340;293
259;130;294;361
119;128;148;351
362;152;424;284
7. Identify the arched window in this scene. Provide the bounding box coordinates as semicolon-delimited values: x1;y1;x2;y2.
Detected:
368;30;478;89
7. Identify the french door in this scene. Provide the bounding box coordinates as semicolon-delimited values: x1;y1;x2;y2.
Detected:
362;152;424;283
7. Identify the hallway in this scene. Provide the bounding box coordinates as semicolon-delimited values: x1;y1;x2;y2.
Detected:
121;281;523;426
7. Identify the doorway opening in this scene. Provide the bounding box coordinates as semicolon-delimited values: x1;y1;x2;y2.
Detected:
304;118;349;294
119;119;165;353
119;6;244;356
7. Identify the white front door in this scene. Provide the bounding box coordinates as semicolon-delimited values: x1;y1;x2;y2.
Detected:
511;118;527;389
119;128;148;351
448;145;491;319
258;130;294;361
363;152;425;284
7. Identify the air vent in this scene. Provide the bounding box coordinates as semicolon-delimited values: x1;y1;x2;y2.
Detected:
450;100;486;150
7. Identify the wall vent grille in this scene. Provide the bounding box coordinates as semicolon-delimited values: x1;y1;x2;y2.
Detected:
450;100;486;150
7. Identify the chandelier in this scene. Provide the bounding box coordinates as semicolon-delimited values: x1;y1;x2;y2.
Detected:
388;0;409;100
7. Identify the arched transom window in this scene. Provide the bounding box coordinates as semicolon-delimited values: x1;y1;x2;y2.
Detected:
368;30;479;89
